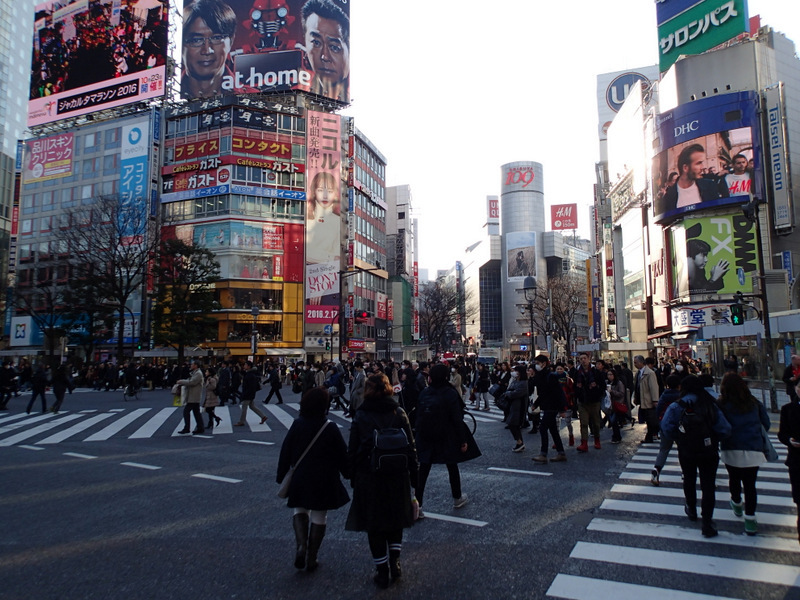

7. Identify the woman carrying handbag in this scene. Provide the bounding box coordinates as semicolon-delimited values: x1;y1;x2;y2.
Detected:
277;388;350;571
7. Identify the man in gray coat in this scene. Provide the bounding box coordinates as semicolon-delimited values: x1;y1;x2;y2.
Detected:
349;360;366;414
633;355;660;444
177;360;205;434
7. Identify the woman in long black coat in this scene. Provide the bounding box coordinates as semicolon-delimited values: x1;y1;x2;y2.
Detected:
415;363;478;514
277;388;350;571
346;373;418;588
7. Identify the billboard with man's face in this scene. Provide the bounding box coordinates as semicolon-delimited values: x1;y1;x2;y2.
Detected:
652;91;761;224
28;0;167;127
180;0;349;104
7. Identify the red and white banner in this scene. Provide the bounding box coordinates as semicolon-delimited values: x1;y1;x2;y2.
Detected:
551;204;578;230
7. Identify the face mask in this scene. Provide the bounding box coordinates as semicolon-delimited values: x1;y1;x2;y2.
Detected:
675;364;684;372
534;364;543;371
510;371;519;379
451;368;456;373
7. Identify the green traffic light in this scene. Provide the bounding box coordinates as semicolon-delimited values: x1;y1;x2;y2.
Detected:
729;303;744;325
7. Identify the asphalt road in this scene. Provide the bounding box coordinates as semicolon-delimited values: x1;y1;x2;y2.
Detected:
1;387;797;599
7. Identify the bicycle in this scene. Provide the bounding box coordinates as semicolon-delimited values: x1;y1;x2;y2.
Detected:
123;381;140;401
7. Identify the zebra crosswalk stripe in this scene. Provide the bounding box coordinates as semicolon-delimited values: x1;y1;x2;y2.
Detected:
0;414;84;447
547;574;742;600
37;412;117;444
129;407;177;439
570;541;800;587
84;408;151;441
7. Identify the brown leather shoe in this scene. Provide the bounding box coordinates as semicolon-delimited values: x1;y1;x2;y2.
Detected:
234;422;245;427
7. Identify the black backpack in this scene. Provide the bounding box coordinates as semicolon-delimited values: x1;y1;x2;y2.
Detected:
370;412;414;474
676;399;715;455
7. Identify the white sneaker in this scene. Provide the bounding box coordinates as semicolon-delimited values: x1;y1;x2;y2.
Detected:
453;495;469;509
417;509;426;519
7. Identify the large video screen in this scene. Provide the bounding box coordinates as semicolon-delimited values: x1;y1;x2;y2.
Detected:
180;0;349;104
28;0;168;127
652;91;762;225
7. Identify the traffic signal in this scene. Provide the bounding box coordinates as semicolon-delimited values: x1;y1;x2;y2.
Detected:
524;332;531;337
354;310;369;323
730;303;744;325
325;340;331;351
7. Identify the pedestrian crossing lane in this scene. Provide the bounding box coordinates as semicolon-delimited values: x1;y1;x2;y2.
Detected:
546;436;800;600
0;403;355;445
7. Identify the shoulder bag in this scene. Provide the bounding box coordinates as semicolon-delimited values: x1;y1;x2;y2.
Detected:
277;420;331;498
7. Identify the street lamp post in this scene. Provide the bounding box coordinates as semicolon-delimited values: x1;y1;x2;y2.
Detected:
250;304;260;357
523;276;537;362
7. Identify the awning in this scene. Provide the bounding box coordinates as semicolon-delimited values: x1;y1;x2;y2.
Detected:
647;331;673;341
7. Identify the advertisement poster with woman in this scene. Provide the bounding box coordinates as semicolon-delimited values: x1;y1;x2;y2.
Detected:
669;214;760;299
506;231;536;282
305;111;342;324
180;0;349;103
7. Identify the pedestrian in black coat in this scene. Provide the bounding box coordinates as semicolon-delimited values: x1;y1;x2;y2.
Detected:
277;387;350;571
778;381;800;543
415;364;475;513
346;373;418;588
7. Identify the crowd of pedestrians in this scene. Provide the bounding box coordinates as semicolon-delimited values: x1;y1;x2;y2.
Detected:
3;348;799;579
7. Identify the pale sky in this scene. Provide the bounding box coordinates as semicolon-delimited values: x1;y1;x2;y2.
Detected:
342;0;800;277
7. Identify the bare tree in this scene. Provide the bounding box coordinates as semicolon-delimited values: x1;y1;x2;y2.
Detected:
520;275;586;360
152;237;221;364
61;196;159;363
418;280;477;356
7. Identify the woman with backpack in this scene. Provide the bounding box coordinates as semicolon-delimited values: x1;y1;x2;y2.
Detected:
717;372;771;535
346;373;419;588
661;375;731;537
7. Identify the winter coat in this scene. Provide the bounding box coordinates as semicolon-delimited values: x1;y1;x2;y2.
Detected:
475;368;490;393
661;392;731;456
504;377;529;427
718;397;770;453
240;368;260;401
349;370;366;412
415;384;467;464
779;400;800;469
656;388;681;421
277;415;350;510
574;366;607;404
345;394;418;532
176;368;204;404
634;365;659;410
532;369;567;412
203;375;219;408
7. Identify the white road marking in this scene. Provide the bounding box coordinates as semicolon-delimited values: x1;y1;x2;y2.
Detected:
619;471;791;492
419;512;488;527
19;445;45;451
0;413;84;446
38;413;117;444
120;462;162;470
487;467;553;477
63;452;97;460
624;461;789;479
547;573;743;600
570;541;800;587
211;406;233;434
238;439;275;446
84;408;151;441
587;517;800;553
610;483;795;508
192;473;242;484
0;412;59;433
244;407;272;432
129;407;177;439
79;410;98;413
265;404;295;429
600;498;797;528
